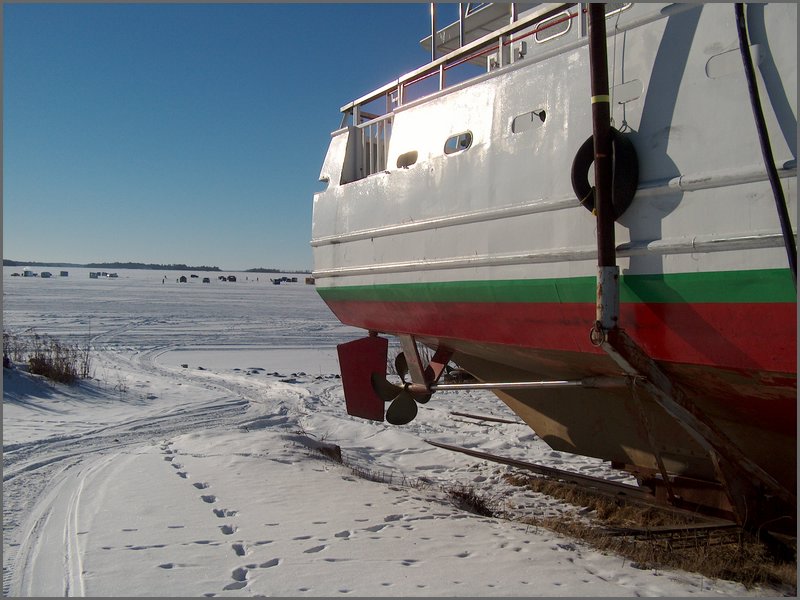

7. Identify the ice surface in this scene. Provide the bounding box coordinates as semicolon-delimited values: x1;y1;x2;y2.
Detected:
2;267;781;596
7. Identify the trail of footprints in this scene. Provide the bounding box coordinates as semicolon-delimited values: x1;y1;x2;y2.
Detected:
158;440;528;595
160;440;262;593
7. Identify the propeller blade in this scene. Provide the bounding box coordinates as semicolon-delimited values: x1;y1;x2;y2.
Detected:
414;392;432;405
385;390;418;425
371;372;404;403
394;352;408;382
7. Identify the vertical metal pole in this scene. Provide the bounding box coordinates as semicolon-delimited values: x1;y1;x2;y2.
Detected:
458;3;465;48
588;3;619;337
498;35;504;67
378;122;384;171
368;124;373;175
510;3;517;24
430;3;437;62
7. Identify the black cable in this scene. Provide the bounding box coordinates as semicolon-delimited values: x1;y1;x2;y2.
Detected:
735;3;797;288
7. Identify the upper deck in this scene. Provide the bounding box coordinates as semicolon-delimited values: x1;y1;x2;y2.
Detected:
327;3;647;183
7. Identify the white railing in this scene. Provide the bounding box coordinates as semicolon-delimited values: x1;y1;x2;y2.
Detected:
341;4;577;119
338;3;578;183
356;112;393;179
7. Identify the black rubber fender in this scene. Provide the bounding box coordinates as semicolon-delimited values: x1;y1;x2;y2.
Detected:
570;127;639;219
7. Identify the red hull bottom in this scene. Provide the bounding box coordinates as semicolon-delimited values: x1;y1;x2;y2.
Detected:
325;298;796;529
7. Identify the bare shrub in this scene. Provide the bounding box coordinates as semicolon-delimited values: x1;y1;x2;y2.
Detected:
3;330;29;364
444;483;499;518
3;329;92;385
27;333;78;384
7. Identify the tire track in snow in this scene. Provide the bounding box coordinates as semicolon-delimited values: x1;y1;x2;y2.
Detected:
8;451;128;597
3;331;253;597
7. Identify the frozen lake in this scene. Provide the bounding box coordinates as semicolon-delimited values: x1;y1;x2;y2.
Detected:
2;267;784;596
3;267;359;351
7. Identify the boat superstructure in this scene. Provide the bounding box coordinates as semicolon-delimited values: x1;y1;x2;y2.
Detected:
310;3;797;532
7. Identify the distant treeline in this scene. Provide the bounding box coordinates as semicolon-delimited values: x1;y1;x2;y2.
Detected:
4;260;221;271
4;259;312;273
245;267;312;274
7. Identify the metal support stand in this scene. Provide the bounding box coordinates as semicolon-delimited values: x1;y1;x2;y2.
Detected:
600;329;795;519
585;4;794;526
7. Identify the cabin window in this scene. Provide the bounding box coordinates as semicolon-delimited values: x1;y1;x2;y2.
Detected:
397;150;418;168
534;11;571;44
512;109;546;133
605;3;632;18
444;132;472;155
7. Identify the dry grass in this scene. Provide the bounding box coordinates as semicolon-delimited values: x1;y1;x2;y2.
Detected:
504;473;797;592
4;330;92;384
443;483;499;518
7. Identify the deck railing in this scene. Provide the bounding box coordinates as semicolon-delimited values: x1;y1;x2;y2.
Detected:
339;3;577;182
340;3;641;182
340;3;577;123
356;112;394;178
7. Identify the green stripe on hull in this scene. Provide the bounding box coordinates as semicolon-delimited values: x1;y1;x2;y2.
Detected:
317;269;795;304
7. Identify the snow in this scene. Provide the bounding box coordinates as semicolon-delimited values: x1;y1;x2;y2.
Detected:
2;267;784;596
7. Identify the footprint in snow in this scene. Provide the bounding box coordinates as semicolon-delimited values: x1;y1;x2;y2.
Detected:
384;514;403;522
223;559;281;590
232;543;246;557
223;581;247;591
260;558;280;568
219;525;237;535
158;562;191;569
213;508;238;518
201;495;217;504
303;544;327;554
177;472;188;479
193;482;210;489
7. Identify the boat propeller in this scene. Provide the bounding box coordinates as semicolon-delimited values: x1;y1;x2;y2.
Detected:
370;341;452;425
371;353;431;425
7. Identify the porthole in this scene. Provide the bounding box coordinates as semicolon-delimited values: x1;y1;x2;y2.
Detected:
444;131;472;155
512;109;546;133
397;150;418;168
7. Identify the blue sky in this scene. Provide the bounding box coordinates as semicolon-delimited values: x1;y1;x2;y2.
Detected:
4;3;457;271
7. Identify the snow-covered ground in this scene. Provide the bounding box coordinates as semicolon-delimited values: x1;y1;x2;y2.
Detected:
2;267;786;596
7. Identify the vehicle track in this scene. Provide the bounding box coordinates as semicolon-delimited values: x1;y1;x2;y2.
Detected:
3;329;259;597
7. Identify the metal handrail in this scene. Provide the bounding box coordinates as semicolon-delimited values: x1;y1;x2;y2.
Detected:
340;3;576;116
356;113;394;178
